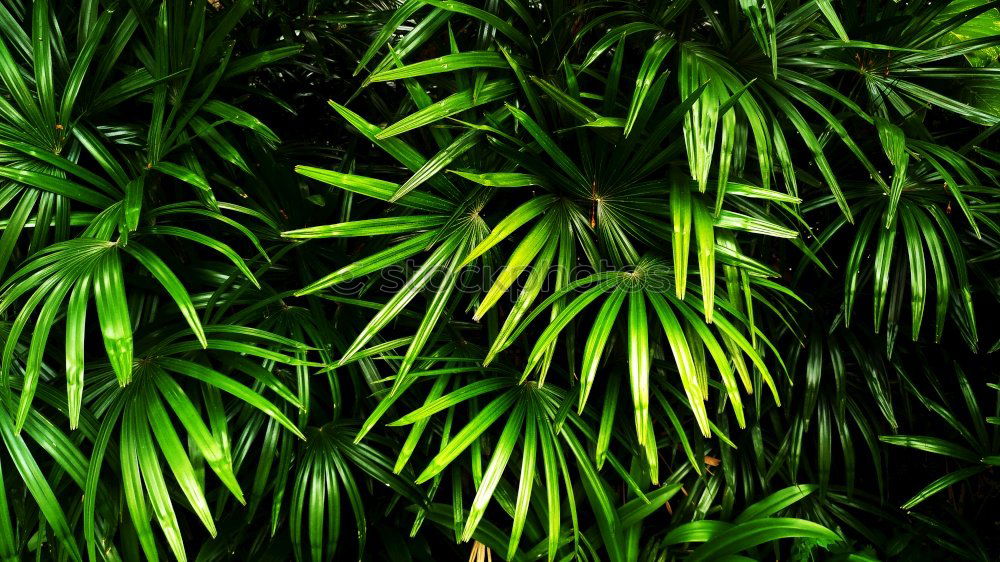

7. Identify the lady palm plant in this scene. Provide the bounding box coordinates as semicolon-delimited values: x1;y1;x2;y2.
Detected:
0;1;307;560
0;0;999;561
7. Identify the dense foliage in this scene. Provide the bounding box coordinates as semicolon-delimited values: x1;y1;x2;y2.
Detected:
0;0;999;560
